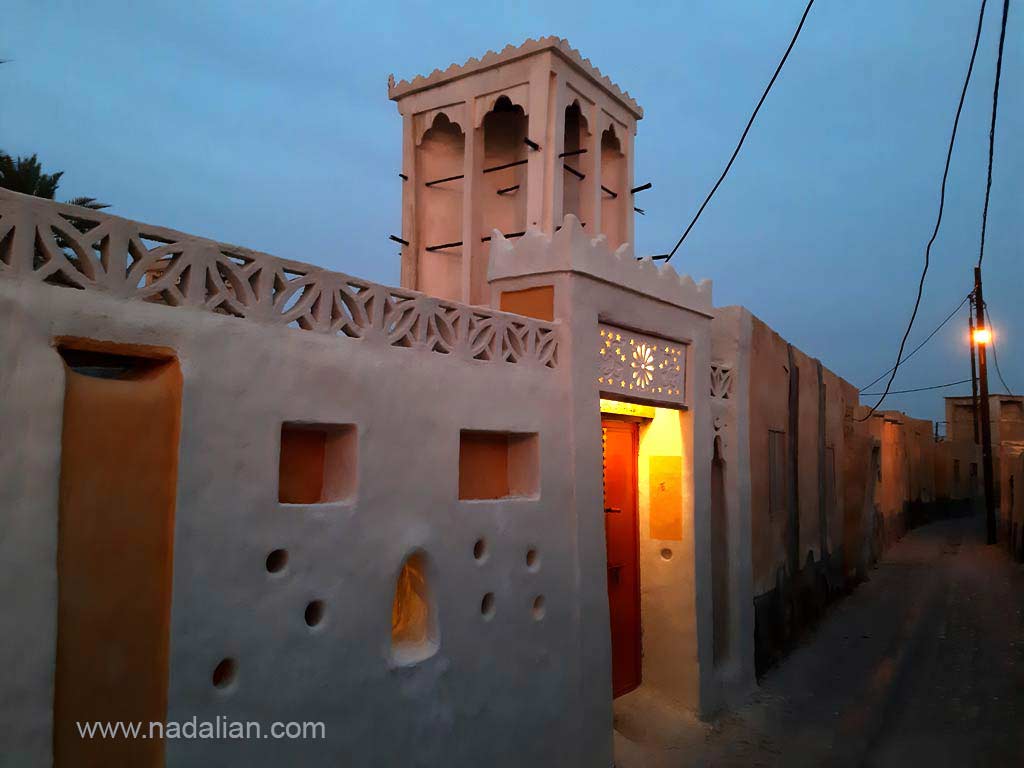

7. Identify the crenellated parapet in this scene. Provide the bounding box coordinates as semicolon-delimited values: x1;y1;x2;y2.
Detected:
388;36;643;119
488;214;713;315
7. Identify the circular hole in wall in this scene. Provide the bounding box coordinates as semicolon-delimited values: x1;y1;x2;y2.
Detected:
212;658;237;689
525;548;540;571
473;538;487;562
266;549;289;574
304;600;325;628
481;592;496;620
532;595;546;620
660;548;673;561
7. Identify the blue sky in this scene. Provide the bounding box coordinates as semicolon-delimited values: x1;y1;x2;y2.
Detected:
3;1;1020;424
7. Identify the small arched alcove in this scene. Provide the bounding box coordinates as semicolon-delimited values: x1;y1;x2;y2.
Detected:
390;550;438;665
416;113;465;301
561;101;593;226
600;125;626;250
711;435;730;667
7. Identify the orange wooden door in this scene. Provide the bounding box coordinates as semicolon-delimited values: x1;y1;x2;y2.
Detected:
602;419;641;697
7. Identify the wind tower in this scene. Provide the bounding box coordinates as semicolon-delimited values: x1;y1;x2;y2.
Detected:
388;37;644;305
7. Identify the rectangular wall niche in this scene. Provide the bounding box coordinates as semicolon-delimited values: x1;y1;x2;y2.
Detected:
649;455;684;541
597;324;687;407
279;423;357;504
54;345;180;768
459;430;539;500
499;285;555;322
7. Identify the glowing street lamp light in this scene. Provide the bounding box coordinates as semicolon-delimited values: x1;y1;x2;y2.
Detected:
973;327;992;345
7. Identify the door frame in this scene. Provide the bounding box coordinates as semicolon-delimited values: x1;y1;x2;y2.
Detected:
601;415;642;697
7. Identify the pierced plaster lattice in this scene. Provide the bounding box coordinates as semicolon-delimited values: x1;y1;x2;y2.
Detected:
710;364;733;400
597;324;686;406
0;190;558;369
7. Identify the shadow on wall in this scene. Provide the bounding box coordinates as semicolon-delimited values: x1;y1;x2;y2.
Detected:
752;551;836;678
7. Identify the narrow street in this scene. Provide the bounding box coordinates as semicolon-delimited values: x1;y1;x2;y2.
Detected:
615;514;1024;767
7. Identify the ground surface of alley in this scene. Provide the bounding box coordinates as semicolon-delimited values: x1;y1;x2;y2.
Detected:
614;514;1024;767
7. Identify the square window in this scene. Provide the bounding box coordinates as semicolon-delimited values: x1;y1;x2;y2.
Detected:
459;430;539;500
279;423;357;504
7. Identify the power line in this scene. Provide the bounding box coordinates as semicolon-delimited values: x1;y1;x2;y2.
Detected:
663;0;815;262
984;302;1015;394
859;292;971;392
978;0;1011;267
860;379;973;397
857;0;989;422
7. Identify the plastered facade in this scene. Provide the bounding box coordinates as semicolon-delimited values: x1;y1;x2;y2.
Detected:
0;37;989;767
488;218;717;716
0;188;602;767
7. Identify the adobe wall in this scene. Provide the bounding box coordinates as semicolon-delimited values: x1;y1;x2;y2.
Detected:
842;416;879;581
999;442;1024;559
0;190;599;767
727;312;866;674
863;411;977;549
707;306;756;708
935;438;981;503
946;395;1024;446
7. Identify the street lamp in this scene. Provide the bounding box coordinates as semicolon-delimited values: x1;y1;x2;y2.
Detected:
972;266;997;545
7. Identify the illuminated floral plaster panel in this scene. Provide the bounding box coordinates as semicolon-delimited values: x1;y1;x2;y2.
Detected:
597;323;686;407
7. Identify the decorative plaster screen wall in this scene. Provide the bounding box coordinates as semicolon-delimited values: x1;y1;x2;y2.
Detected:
597;324;686;406
0;190;559;370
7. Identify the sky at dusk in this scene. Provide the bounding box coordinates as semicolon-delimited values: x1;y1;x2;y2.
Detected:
3;1;1020;425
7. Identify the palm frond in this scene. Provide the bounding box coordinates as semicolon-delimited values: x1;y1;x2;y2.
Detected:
64;196;110;211
0;152;62;199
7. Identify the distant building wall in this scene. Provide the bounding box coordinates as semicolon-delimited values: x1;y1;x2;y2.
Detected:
999;442;1024;559
935;438;981;505
945;394;1024;508
946;394;1024;445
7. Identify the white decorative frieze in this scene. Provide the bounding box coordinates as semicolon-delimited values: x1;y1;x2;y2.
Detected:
597;324;686;407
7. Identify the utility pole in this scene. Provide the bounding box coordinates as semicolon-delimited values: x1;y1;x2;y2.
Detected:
973;267;997;545
968;303;980;445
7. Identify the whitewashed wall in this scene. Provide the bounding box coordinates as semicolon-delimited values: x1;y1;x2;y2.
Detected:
0;189;597;767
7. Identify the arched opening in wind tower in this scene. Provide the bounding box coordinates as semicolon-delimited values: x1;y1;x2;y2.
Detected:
561;101;593;228
474;95;528;303
415;113;464;301
600;126;626;250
